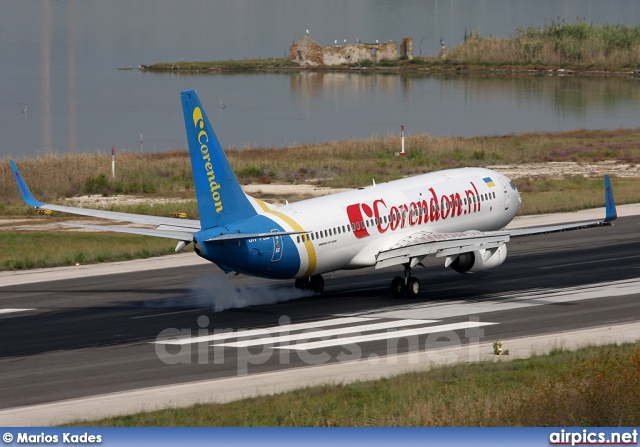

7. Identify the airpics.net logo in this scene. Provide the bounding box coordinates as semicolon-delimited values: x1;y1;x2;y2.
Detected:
549;429;638;446
153;315;491;375
192;106;223;214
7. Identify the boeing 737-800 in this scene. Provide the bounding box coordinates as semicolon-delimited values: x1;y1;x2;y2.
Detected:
10;90;617;298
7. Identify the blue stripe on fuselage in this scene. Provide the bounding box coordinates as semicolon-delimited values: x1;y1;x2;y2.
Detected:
194;215;301;279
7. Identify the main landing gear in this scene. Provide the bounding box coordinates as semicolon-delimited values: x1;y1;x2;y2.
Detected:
390;263;420;299
295;275;325;293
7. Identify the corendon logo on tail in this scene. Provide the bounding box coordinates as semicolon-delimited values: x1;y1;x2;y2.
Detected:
346;182;480;239
193;107;223;213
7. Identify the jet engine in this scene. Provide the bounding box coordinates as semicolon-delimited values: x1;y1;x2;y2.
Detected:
449;245;507;273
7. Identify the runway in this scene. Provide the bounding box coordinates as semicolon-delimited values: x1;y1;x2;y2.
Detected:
1;211;639;423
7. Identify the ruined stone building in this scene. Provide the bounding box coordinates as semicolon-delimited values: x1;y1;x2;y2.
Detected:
290;36;414;66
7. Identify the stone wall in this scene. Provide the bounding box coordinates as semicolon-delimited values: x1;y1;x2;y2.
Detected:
400;37;413;60
290;37;398;66
289;36;324;66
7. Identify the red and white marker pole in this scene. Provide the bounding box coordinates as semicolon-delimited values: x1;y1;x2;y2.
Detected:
400;125;406;157
111;147;115;178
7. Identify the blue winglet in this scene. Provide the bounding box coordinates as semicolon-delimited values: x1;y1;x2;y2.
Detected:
9;160;44;208
604;174;617;223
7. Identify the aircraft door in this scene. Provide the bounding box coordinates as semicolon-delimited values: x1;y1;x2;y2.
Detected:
271;229;283;262
498;177;510;210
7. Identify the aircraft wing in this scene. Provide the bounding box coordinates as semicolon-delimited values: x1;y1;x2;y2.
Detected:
376;175;617;270
375;230;511;269
60;223;196;241
10;160;201;231
10;160;301;246
507;173;616;237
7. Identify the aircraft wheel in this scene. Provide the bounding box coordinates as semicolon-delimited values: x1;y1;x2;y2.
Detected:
294;278;308;290
390;276;406;299
406;277;420;299
309;275;325;293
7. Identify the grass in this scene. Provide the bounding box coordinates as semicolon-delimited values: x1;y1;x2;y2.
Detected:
67;342;640;426
0;232;182;271
4;128;640;206
142;58;298;72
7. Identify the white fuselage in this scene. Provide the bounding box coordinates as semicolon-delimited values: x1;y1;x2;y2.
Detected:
260;167;521;278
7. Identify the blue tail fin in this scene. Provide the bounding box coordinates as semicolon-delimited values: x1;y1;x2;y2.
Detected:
181;90;257;229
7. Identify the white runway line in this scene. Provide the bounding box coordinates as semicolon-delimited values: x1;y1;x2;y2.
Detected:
0;309;33;315
274;321;497;351
154;316;373;345
215;319;440;348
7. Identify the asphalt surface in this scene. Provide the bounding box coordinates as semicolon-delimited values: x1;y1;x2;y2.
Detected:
0;215;639;411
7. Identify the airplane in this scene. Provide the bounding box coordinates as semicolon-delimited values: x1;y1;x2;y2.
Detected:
10;89;618;299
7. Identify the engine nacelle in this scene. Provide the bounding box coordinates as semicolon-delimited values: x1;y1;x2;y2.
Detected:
449;245;507;273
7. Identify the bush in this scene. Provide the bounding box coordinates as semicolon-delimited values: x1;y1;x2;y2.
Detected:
84;174;109;194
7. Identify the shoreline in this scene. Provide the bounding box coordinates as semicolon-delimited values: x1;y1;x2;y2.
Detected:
138;61;640;78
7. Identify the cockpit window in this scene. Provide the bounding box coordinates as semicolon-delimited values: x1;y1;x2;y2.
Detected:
509;181;517;191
